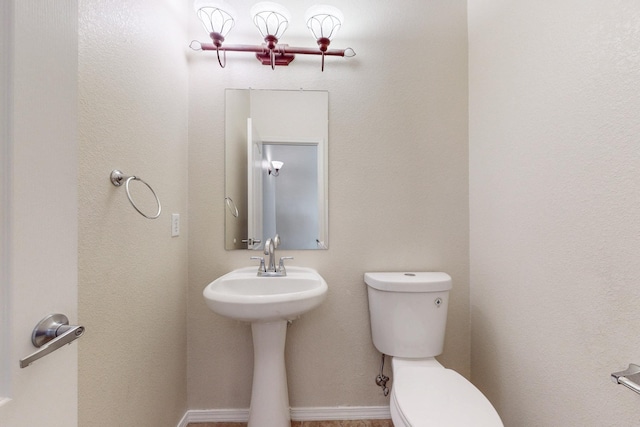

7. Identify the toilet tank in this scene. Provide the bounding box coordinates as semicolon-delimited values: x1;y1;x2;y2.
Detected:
365;272;452;358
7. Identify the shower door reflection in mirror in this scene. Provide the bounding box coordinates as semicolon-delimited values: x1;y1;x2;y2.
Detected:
225;89;328;250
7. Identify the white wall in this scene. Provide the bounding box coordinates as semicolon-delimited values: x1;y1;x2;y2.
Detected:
188;0;469;410
469;1;640;425
77;0;189;425
72;0;640;423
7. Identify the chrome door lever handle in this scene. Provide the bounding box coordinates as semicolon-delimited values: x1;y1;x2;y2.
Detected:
20;314;85;368
241;238;262;245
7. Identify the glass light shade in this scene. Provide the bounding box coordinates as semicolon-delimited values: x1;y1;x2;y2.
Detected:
194;0;236;38
269;160;284;176
305;5;344;40
250;2;291;39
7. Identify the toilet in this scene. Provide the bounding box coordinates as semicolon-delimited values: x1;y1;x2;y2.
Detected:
365;272;503;427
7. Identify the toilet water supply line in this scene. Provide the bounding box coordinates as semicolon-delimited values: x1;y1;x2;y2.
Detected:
376;353;390;396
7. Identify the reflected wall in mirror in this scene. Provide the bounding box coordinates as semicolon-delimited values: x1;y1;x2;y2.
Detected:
225;89;329;250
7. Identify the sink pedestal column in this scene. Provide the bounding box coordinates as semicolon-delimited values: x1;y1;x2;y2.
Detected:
248;320;290;427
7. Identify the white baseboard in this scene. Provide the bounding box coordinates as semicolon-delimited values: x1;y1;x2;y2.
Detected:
178;406;391;426
292;406;391;420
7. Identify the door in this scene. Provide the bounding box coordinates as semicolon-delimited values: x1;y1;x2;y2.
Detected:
247;118;264;250
0;1;79;426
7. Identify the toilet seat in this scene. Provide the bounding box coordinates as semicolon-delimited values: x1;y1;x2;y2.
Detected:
391;360;503;427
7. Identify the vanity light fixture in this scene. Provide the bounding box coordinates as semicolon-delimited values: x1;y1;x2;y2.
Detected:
269;160;284;176
190;1;355;71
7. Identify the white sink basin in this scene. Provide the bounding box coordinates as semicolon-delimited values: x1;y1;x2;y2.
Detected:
203;266;328;322
203;265;328;426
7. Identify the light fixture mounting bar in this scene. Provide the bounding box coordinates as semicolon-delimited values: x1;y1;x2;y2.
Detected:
199;43;352;57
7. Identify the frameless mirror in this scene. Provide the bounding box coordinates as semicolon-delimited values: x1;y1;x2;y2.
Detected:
225;89;329;250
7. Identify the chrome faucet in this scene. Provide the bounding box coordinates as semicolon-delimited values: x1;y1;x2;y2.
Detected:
251;234;292;276
264;237;276;272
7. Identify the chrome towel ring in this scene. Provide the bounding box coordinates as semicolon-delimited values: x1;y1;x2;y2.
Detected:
225;197;239;218
110;169;162;219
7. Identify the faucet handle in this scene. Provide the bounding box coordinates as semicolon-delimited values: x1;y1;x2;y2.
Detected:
278;256;294;272
264;238;273;256
250;256;266;272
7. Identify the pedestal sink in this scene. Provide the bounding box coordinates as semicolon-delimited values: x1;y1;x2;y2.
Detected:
203;266;328;427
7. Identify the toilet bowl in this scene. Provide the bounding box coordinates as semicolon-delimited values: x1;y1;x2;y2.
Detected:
365;272;503;427
390;358;502;427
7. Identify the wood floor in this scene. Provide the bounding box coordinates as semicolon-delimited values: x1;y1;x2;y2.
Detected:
188;420;394;427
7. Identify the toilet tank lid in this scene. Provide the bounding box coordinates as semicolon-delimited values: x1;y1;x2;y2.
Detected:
364;272;452;292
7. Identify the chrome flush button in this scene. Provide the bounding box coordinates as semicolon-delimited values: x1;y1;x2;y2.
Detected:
435;297;443;307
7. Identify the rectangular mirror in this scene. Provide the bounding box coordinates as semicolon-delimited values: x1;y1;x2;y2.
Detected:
225;89;329;250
